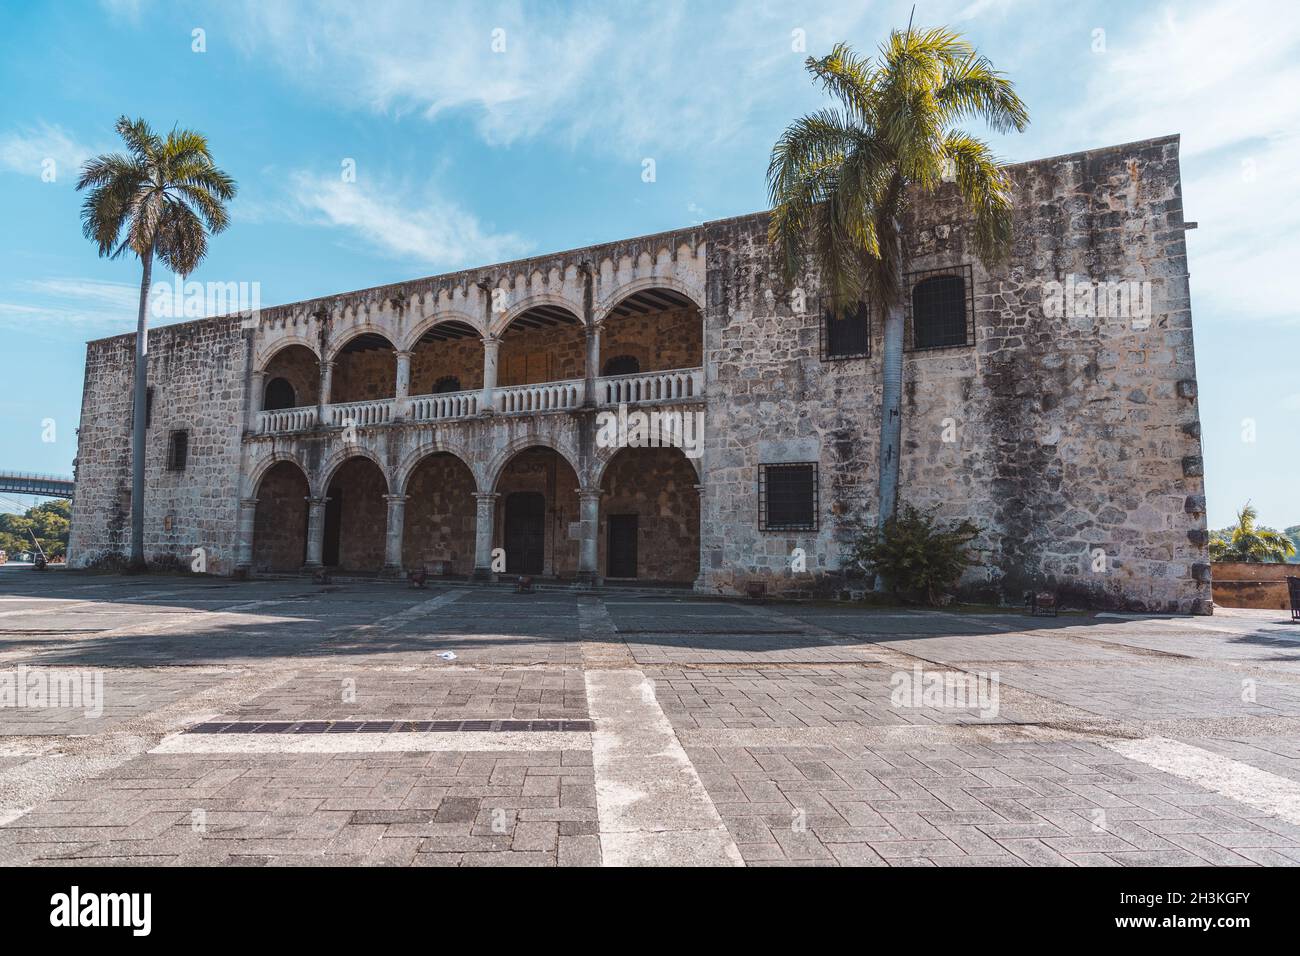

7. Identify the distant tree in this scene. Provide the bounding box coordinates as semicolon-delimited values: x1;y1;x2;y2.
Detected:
1285;526;1300;564
1209;503;1296;564
0;499;71;558
77;117;236;570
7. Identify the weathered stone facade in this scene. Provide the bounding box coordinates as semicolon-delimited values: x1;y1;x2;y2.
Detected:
69;136;1209;611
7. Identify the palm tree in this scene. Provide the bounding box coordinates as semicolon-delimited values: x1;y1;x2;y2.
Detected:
1209;503;1296;563
77;117;236;570
767;27;1028;543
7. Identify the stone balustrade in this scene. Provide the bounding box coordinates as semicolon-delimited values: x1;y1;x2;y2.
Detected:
409;389;479;422
494;379;585;414
255;368;703;435
596;367;703;405
257;406;318;433
325;398;394;428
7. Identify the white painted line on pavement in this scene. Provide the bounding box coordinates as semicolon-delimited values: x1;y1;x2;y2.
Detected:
585;668;743;867
1106;736;1300;826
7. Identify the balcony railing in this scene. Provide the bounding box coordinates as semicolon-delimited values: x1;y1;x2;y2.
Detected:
495;378;585;414
326;398;394;428
595;367;703;405
257;407;317;433
409;389;480;422
253;367;704;435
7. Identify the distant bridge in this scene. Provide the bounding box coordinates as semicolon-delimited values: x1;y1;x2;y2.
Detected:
0;472;75;499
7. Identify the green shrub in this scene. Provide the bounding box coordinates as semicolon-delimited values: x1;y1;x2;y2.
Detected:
848;505;979;604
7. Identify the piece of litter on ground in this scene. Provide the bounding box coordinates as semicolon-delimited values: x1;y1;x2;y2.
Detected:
437;651;457;661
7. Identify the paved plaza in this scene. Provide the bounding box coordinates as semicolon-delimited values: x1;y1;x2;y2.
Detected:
1;567;1299;867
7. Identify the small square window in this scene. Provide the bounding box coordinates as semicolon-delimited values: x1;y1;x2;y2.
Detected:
758;462;818;531
166;429;189;471
820;299;870;360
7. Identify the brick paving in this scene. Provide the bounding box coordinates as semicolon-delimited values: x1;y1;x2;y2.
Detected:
1;568;1299;866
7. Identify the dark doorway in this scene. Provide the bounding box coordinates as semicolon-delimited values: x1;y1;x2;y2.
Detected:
323;493;342;566
264;377;297;410
607;514;638;578
504;492;546;575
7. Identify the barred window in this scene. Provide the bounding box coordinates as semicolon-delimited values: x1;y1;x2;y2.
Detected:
166;429;189;471
821;300;870;360
910;270;973;349
758;462;818;531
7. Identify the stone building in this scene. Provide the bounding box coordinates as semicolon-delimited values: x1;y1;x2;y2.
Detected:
68;135;1211;612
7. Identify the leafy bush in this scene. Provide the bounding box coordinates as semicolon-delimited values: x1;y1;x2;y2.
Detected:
848;505;979;604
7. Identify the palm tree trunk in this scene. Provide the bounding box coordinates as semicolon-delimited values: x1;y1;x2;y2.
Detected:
128;244;153;570
875;249;905;592
877;301;903;523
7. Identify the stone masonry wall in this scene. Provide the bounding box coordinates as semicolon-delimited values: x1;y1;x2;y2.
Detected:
69;315;246;572
698;135;1208;612
601;307;703;373
599;447;700;583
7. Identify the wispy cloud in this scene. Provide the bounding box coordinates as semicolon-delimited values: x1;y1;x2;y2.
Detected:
223;0;945;157
0;277;140;331
0;123;96;183
288;171;531;268
1068;0;1300;322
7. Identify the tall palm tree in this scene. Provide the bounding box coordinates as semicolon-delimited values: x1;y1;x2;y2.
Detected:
768;27;1028;544
1209;503;1296;563
77;116;236;570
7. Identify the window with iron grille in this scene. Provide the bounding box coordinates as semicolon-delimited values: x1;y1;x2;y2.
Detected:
758;462;818;531
166;429;189;471
907;265;975;350
820;299;870;360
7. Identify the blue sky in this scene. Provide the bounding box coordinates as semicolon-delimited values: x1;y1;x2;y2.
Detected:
0;0;1295;530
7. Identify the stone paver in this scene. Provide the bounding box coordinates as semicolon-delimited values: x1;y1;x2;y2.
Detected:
1;569;1298;866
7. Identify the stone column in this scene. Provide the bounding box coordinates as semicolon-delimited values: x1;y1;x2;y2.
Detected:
304;496;329;568
394;350;412;419
576;488;602;588
246;371;265;432
383;494;407;575
693;483;708;592
583;323;601;406
471;492;499;580
235;496;258;573
481;336;499;413
317;360;334;426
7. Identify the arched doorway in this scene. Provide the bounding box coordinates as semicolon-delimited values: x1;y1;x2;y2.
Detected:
499;304;584;386
493;446;581;578
600;287;702;375
402;452;476;576
252;461;309;571
410;320;482;397
260;344;319;408
323;456;388;570
600;446;699;584
331;332;397;404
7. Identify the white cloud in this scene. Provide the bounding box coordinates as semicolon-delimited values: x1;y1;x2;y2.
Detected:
288;171;531;267
224;0;966;157
0;277;141;329
0;123;95;183
1067;0;1300;322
